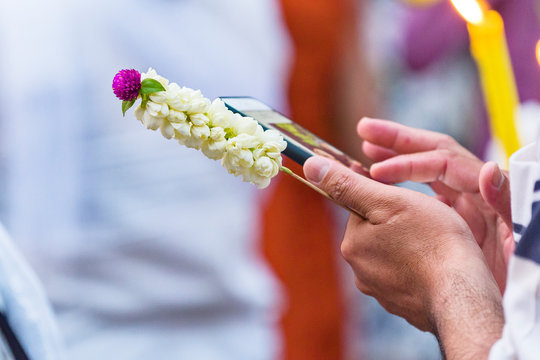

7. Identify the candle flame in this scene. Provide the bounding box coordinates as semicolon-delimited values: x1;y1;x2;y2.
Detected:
451;0;485;25
536;40;540;67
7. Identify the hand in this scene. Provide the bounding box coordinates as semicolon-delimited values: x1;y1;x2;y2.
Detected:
304;156;504;358
358;118;514;292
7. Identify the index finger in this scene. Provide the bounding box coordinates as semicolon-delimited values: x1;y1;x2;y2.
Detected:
357;118;473;156
370;149;484;193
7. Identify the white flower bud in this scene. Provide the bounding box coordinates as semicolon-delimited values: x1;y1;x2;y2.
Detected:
160;103;170;117
166;85;190;112
231;114;262;136
191;125;210;140
167;82;181;94
201;140;227;160
168;97;190;113
208;99;233;128
180;137;204;150
241;169;272;189
222;153;241;175
189;113;209;126
160;121;175;139
255;156;279;178
142;68;169;87
209;127;226;141
150;91;167;104
252;147;265;160
171;120;191;137
260;129;287;146
168;109;187;123
263;142;287;159
238;149;254;168
227;134;259;153
142;110;163;130
189;98;211;114
255;177;271;189
146;101;162;117
134;105;145;122
178;87;196;100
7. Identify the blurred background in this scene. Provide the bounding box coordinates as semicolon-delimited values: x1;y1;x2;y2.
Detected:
0;0;539;359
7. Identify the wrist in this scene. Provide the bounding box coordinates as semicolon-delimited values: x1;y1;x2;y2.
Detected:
428;245;504;359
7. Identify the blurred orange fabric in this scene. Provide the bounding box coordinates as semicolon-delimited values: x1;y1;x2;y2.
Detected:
262;0;358;359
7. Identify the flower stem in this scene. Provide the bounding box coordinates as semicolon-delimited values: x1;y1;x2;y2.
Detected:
280;166;365;219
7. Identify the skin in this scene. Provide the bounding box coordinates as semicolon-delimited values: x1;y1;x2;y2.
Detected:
303;118;510;359
360;118;514;292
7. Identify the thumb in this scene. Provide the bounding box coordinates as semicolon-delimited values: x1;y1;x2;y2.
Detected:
303;156;393;220
479;162;512;228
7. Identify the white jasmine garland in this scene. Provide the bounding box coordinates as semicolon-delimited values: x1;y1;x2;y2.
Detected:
122;68;287;188
114;68;364;216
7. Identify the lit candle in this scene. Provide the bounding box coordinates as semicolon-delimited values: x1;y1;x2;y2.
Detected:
451;0;521;161
536;39;540;67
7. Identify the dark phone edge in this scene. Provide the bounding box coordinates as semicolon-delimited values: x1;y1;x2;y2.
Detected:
221;97;313;165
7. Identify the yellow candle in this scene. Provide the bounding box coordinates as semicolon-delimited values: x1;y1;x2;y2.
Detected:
451;0;521;161
536;39;540;67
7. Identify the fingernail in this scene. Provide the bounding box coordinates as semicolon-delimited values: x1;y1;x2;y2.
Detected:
492;164;504;189
304;157;330;183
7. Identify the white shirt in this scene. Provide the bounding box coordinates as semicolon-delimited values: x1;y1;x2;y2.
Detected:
490;141;540;359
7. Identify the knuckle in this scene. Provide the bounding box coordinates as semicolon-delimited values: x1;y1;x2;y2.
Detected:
438;148;452;157
437;148;455;164
354;277;373;296
445;148;459;161
340;238;356;261
328;172;353;202
438;134;456;149
371;194;409;225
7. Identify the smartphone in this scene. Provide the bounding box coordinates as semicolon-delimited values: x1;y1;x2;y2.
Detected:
220;96;367;174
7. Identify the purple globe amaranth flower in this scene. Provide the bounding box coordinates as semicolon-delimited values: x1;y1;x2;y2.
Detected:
112;69;141;101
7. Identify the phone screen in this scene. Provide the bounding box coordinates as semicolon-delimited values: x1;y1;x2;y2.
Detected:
221;96;366;173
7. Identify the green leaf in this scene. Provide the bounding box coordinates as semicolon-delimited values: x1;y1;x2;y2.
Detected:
141;94;149;109
122;100;136;117
140;78;166;95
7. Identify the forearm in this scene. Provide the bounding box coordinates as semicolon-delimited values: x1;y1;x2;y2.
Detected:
431;258;504;359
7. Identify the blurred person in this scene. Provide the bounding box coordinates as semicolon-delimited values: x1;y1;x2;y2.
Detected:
303;118;538;359
357;0;540;357
0;224;64;360
263;0;376;358
0;0;289;359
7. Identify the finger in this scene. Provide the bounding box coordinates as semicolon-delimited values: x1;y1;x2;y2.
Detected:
503;236;515;265
430;181;460;204
479;162;512;229
349;160;371;178
370;150;483;193
357;117;471;156
304;156;397;222
434;194;452;207
362;141;397;162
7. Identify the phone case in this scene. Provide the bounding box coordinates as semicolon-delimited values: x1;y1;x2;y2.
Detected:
221;96;367;174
